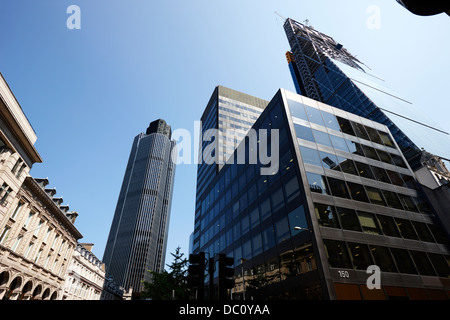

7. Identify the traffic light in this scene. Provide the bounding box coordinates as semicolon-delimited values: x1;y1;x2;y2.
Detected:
187;252;206;299
217;254;234;300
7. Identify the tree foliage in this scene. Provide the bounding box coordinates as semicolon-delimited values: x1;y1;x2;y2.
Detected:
141;246;190;300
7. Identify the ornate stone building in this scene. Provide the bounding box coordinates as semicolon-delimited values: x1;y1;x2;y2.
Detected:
63;243;105;300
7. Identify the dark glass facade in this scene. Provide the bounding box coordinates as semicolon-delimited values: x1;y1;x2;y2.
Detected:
103;120;176;296
192;88;450;300
283;18;450;169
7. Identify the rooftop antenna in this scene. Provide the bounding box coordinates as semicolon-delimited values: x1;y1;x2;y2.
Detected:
274;11;287;22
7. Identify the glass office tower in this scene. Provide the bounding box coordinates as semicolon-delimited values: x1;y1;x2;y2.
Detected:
192;87;450;300
283;18;450;169
103;119;176;297
192;86;268;254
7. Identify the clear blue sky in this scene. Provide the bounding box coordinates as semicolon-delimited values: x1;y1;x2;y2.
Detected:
0;0;449;265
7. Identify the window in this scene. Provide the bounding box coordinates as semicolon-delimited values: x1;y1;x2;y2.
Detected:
314;203;340;228
390;248;417;274
385;170;404;186
337;207;361;231
409;251;436;276
252;234;263;257
260;198;271;222
347;182;369;203
312;129;333;148
370;166;391;184
241;214;250;235
321;112;341;131
284;177;300;203
347;242;374;270
0;226;11;244
288;100;308;121
376;150;393;165
357;211;381;234
354;161;374;180
323;239;352;269
306;172;330;195
391;154;407;168
242;240;252;260
361;145;380;161
364;126;383;145
11;201;24;220
338;157;358;175
12;235;23;252
295;124;315;142
319;151;340;171
395;218;418;240
329;135;349;152
352;122;370;141
326;177;350;199
336;117;355;135
411;221;435;243
300;146;321;167
369;245;397;273
249;207;260;229
346;139;365;156
275;217;290;244
288;205;307;235
305;105;325;126
427;253;450;277
0;187;12;205
24;212;34;229
271;188;285;213
377;215;400;237
262;226;276;251
381;190;403;210
378;131;395;147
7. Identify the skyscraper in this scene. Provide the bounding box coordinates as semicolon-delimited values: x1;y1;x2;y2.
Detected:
192;87;450;300
103;119;176;297
283;18;450;169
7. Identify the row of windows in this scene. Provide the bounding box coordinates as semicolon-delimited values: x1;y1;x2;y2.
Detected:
288;99;396;149
323;239;450;277
300;145;416;190
305;171;431;214
219;98;263;118
294;122;407;169
314;202;447;244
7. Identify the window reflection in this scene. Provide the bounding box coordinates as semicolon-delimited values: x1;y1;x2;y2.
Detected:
314;203;340;228
306;172;330;195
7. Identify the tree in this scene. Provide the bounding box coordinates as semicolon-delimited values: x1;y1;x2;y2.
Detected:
141;246;190;300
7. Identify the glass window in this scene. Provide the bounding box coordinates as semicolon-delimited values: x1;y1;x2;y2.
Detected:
378;131;395;147
354;161;375;179
299;146;321;167
319;151;340;171
391;154;407;168
336;117;355;136
345;139;365;156
411;221;434;243
366;186;386;206
252;234;263;257
294;124;315;142
306;172;330;195
347;242;374;270
381;190;404;210
275;217;290;244
398;194;419;213
395;218;418;240
288;100;308;121
369;245;397;273
427;253;450;278
233;221;241;238
257;175;268;196
385;170;404;186
347;182;370;203
314;203;340;228
390;248;417;274
242;240;252;259
338;157;358;175
377;215;401;237
409;251;436;276
370;166;391;184
260;198;271;222
247;185;257;206
305;105;325;126
326;177;350;199
321;111;341;131
323;239;352;269
364;126;384;145
312;129;333;148
337;207;361;231
262;226;276;251
284;177;300;203
376;150;393;165
357;211;381;235
239;192;248;210
271;188;285;213
234;246;242;263
288;205;308;235
329;135;349;152
401;174;417;189
352;122;370;141
250;207;260;229
361;145;380;161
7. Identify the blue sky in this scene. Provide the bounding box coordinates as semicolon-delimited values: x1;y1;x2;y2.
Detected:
0;0;449;265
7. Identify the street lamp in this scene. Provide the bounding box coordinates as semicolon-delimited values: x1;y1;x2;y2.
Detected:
294;226;311;232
